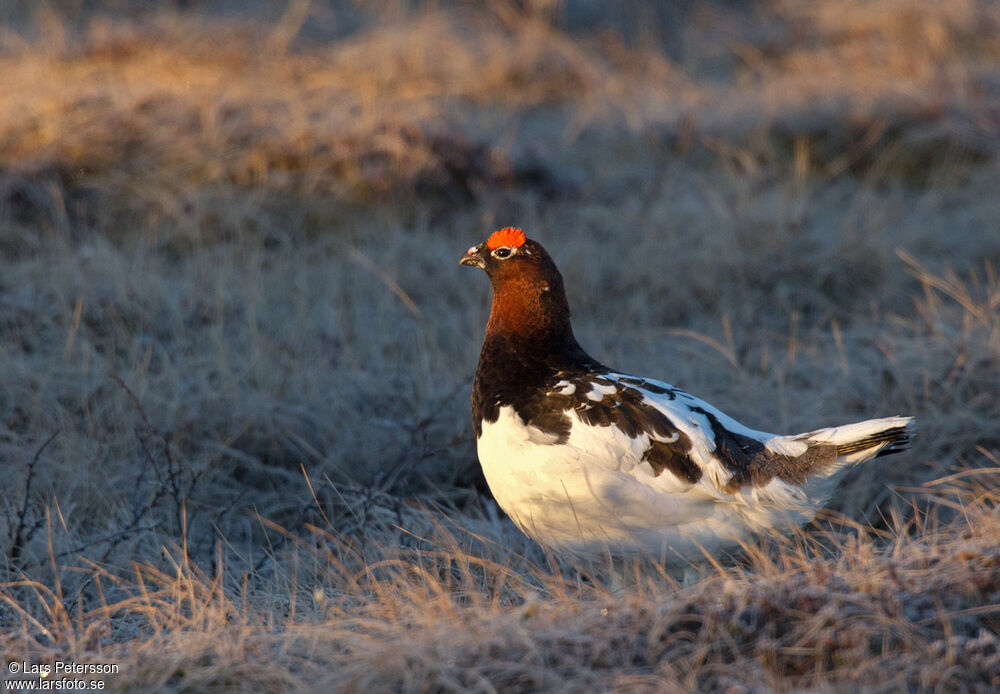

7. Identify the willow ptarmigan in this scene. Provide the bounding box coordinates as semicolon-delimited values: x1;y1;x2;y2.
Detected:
460;226;913;566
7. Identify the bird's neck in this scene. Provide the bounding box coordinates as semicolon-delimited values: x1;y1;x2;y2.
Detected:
472;280;602;436
484;276;576;353
478;281;598;388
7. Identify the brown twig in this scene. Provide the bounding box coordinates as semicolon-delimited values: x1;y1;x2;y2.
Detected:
8;431;59;563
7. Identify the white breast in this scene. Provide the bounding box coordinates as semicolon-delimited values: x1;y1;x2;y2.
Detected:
476;405;756;565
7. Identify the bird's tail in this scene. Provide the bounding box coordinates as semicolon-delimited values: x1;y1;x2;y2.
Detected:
796;415;914;465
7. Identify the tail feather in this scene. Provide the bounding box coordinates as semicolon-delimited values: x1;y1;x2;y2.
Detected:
836;425;912;458
797;415;914;465
736;416;914;531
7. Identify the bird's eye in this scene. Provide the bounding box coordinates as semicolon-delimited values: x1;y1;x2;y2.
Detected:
493;247;512;259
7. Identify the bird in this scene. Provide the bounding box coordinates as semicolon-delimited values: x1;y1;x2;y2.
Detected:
460;226;914;567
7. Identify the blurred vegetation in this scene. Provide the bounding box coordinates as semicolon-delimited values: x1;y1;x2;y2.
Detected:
1;1;999;691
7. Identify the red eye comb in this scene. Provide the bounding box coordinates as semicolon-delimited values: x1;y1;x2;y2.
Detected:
487;227;527;250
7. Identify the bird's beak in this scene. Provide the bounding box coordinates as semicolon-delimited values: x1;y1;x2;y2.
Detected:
459;243;487;269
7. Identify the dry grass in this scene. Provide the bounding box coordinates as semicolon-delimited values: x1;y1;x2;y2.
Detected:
1;1;999;691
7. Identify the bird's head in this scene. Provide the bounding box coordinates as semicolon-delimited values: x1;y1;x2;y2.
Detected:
460;227;571;337
460;226;556;283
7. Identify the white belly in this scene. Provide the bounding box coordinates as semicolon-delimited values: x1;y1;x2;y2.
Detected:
476;406;752;565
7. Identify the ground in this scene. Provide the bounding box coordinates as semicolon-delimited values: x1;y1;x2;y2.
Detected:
1;1;999;691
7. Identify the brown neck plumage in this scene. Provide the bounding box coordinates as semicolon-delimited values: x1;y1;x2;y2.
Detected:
471;241;604;434
486;264;570;340
481;263;598;373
